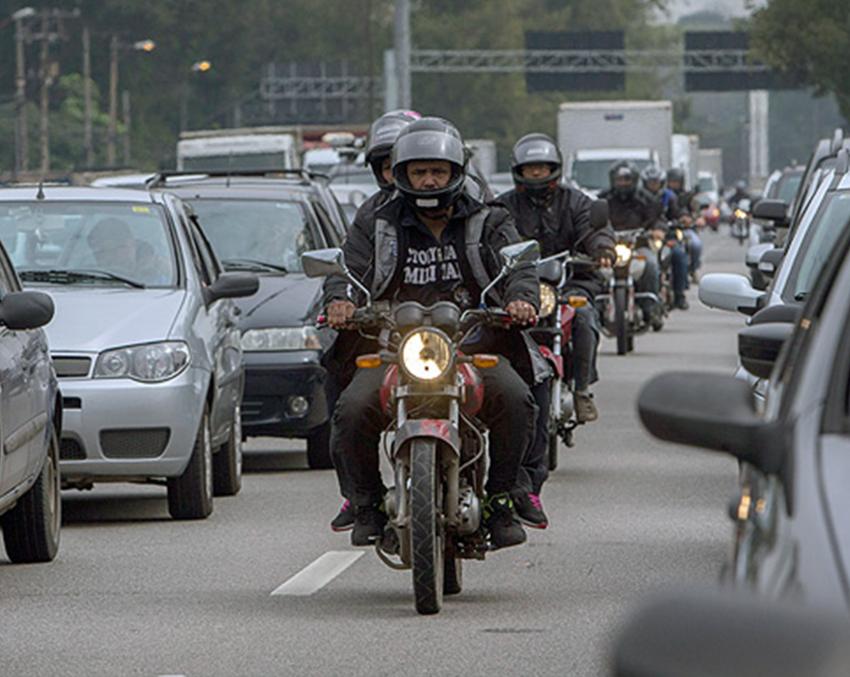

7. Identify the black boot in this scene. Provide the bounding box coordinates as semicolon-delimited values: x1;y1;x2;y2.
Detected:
351;503;387;546
484;493;526;549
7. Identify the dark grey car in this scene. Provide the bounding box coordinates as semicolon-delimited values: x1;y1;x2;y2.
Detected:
0;235;61;563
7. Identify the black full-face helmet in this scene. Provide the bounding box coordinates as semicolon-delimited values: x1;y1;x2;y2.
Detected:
510;133;563;199
666;167;686;192
609;161;639;199
364;109;421;189
641;164;666;195
391;117;467;212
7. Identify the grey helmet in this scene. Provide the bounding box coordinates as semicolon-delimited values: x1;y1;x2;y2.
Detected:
364;109;421;189
641;164;666;194
511;133;563;196
392;117;467;212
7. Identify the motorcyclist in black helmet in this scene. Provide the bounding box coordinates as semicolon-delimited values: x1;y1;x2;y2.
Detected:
599;160;664;326
323;117;542;549
325;109;420;533
498;132;616;529
640;165;691;310
665;167;704;290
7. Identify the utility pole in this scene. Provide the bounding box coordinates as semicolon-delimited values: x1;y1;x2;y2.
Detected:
122;90;131;166
13;7;35;175
107;34;119;167
393;0;411;109
83;25;93;167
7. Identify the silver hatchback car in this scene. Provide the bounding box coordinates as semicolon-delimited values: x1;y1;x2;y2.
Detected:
0;187;258;520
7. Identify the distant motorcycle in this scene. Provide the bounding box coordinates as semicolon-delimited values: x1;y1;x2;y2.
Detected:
731;198;752;245
595;229;663;355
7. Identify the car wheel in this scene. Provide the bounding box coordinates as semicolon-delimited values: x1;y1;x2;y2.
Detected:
167;405;213;520
213;403;242;497
306;423;333;470
2;429;61;563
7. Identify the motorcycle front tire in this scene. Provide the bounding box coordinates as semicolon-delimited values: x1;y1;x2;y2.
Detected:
410;438;444;615
614;286;629;356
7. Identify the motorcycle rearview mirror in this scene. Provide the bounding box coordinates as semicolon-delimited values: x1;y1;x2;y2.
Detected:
590;199;609;229
301;248;372;306
479;241;540;307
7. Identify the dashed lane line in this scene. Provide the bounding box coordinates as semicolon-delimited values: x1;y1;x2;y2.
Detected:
270;550;364;596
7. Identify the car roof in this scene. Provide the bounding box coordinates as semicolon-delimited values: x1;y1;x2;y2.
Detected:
0;185;159;203
149;174;324;202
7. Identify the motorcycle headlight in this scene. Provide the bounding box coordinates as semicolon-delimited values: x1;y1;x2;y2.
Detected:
94;341;190;383
539;283;557;318
240;327;321;352
615;243;632;266
735;208;748;219
399;328;452;383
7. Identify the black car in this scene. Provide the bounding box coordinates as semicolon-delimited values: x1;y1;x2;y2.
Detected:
155;171;344;468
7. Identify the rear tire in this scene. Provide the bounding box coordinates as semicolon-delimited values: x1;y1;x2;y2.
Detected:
167;406;213;520
410;438;443;615
213;404;242;497
614;286;628;355
306;423;333;470
443;540;463;596
2;430;61;563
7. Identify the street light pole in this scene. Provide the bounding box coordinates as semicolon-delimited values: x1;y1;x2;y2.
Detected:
393;0;411;109
107;34;119;167
83;25;93;167
38;11;51;175
122;90;131;166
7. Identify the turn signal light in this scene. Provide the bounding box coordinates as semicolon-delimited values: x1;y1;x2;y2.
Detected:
472;354;499;369
356;354;382;369
567;296;588;308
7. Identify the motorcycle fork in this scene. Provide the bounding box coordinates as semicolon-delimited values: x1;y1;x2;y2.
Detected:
551;304;563;419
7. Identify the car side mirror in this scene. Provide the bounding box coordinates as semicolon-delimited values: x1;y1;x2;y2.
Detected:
613;588;850;677
698;273;763;315
752;198;788;224
637;371;786;474
498;241;540;270
0;291;54;330
590;199;609;229
204;273;259;304
301;248;348;279
758;248;785;279
738;321;794;380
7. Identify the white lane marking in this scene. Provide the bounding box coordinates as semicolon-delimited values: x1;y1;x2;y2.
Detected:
271;550;364;596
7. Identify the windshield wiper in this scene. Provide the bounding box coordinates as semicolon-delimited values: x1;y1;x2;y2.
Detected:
19;268;146;289
221;258;288;274
794;291;808;301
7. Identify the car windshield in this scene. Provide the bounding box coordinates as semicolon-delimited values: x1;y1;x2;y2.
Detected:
329;165;377;187
572;159;650;191
776;173;803;204
784;191;850;302
697;175;717;193
188;199;317;273
0;201;177;288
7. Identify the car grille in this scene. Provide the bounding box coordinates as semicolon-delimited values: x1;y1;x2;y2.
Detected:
53;356;92;378
99;428;171;459
60;438;86;460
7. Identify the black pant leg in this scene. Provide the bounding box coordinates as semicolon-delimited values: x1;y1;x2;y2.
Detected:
330;366;388;507
516;379;551;495
478;360;537;496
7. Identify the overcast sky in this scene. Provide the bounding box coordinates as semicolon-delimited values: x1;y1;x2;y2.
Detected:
658;0;764;22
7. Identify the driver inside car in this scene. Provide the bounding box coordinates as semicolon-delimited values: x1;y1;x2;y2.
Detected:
87;217;170;285
323;117;542;549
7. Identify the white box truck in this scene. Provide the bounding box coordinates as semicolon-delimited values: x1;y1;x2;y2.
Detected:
672;134;700;189
698;148;724;190
557;100;673;194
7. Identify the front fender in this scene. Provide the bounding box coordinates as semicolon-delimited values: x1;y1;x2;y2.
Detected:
393;419;461;459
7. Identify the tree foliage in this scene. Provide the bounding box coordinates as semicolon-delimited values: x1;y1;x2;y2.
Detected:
751;0;850;120
0;0;666;172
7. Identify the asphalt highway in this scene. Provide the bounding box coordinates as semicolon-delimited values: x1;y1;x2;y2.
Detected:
1;229;747;677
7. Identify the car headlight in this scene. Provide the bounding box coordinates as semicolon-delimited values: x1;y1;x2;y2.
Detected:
615;243;632;265
539;283;557;318
399;328;452;382
241;327;321;352
94;341;190;383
